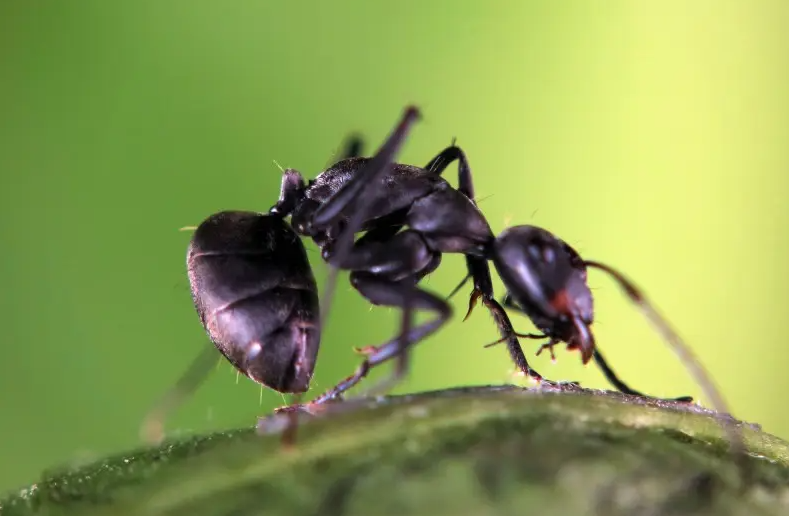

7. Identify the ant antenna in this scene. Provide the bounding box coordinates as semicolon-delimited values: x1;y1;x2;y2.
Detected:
140;344;221;445
585;259;749;482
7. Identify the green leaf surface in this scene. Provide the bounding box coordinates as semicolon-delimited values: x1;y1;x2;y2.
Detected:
3;384;788;516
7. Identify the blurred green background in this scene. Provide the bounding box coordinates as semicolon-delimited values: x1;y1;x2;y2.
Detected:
1;0;788;496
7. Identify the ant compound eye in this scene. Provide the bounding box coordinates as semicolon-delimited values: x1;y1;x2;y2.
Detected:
528;243;556;265
542;246;555;264
527;244;541;261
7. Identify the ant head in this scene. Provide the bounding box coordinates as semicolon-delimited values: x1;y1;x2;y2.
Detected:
493;225;596;362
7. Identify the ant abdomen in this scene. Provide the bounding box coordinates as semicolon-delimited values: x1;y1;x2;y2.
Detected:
187;211;320;393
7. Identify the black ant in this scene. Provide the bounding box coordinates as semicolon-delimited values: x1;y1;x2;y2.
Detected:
140;107;746;481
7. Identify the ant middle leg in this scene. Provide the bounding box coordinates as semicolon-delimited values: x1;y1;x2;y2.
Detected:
327;272;450;399
277;230;449;412
277;277;449;412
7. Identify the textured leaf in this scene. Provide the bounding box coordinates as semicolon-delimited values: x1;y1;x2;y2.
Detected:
2;385;788;516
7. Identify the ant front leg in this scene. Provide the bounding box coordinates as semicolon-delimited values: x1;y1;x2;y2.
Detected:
461;260;553;384
468;290;583;389
499;293;691;402
441;258;556;384
424;145;552;384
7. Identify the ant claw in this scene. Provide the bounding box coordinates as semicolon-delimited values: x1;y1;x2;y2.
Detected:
274;403;323;416
675;396;694;403
538;379;582;390
273;405;297;414
353;345;378;356
535;340;558;361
